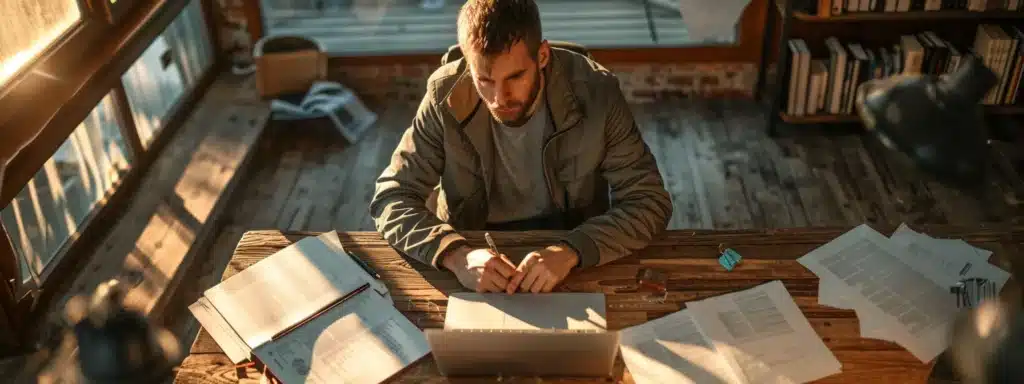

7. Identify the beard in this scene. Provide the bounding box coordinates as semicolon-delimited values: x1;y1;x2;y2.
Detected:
489;66;544;127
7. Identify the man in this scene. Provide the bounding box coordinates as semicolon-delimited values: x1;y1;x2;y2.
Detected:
369;0;672;294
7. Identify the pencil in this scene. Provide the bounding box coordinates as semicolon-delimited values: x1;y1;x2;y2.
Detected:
272;283;370;340
485;232;500;256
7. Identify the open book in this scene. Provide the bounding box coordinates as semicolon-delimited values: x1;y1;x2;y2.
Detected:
189;232;429;383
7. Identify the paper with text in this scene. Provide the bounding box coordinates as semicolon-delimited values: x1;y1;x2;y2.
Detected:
686;280;841;384
818;224;1005;312
202;232;387;351
798;225;958;362
891;224;991;263
620;309;743;384
254;291;429;384
889;224;1009;289
444;292;607;331
817;278;852;310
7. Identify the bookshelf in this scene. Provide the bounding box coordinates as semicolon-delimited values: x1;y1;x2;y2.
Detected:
757;0;1024;136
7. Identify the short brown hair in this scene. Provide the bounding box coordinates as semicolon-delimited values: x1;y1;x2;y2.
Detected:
457;0;543;58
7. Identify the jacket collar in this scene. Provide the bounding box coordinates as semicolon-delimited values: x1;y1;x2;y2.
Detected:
443;49;584;132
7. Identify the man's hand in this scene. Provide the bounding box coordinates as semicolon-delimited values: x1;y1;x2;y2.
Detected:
442;245;518;292
507;244;580;294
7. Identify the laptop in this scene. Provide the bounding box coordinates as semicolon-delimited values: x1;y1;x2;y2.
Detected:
427;292;620;377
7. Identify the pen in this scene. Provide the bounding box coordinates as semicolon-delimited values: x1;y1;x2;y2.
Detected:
485;232;500;256
272;283;370;341
349;253;380;279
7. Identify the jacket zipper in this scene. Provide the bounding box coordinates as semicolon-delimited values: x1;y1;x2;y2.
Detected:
540;102;581;213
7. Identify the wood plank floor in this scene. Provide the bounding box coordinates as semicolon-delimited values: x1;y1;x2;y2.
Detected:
161;97;1024;361
212;99;1024;232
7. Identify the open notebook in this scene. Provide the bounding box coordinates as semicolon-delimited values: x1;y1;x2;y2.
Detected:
189;232;429;383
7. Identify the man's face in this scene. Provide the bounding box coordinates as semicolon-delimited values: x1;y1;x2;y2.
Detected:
465;40;550;127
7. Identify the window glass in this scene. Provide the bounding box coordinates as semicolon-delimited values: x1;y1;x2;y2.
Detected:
259;0;736;55
1;93;131;283
0;0;82;87
165;0;216;89
122;34;187;147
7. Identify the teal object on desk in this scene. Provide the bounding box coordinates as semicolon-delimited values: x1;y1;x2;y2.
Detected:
718;248;742;271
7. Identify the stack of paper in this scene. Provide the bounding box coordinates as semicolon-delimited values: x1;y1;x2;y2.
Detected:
799;224;1010;363
620;280;842;384
189;232;430;384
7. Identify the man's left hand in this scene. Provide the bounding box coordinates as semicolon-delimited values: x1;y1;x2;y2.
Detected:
506;244;579;293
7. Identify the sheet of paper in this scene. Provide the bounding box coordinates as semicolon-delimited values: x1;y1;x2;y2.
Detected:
188;297;252;363
827;224;1007;314
620;309;743;384
686;280;842;384
254;291;429;384
890;233;1010;288
817;278;851;310
891;224;991;263
203;232;387;349
798;224;958;362
444;292;607;331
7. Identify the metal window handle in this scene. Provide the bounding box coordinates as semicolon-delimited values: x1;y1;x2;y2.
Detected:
160;49;174;70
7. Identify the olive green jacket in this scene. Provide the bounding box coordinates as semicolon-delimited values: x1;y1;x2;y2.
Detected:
369;48;672;270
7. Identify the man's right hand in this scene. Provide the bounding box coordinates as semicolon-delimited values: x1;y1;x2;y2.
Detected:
442;246;517;292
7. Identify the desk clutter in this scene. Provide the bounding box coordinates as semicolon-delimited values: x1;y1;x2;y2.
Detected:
188;225;1010;383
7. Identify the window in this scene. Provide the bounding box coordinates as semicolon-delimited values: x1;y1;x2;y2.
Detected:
122;34;187;147
259;0;738;56
164;0;216;89
122;0;213;148
1;93;131;284
0;0;83;87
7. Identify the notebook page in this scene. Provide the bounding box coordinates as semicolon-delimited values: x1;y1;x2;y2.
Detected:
202;232;377;349
253;291;429;384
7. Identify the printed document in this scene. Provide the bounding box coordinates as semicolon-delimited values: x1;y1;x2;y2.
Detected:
685;280;842;384
798;224;958;362
818;224;1007;312
889;224;1009;288
891;224;992;263
620;309;743;384
254;291;430;384
444;292;607;331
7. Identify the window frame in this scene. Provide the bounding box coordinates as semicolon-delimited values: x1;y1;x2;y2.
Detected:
3;90;135;290
86;0;143;25
246;0;768;65
0;0;222;348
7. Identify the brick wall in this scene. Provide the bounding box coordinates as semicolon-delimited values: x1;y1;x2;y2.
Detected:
329;62;758;109
608;63;756;103
212;0;256;67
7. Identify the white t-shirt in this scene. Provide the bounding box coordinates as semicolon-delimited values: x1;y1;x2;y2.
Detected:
486;100;556;224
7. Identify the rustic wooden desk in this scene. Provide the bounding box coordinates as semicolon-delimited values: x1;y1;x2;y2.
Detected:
172;227;1024;383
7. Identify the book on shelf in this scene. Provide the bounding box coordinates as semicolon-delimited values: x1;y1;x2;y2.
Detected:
784;24;1024;119
800;0;1021;17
